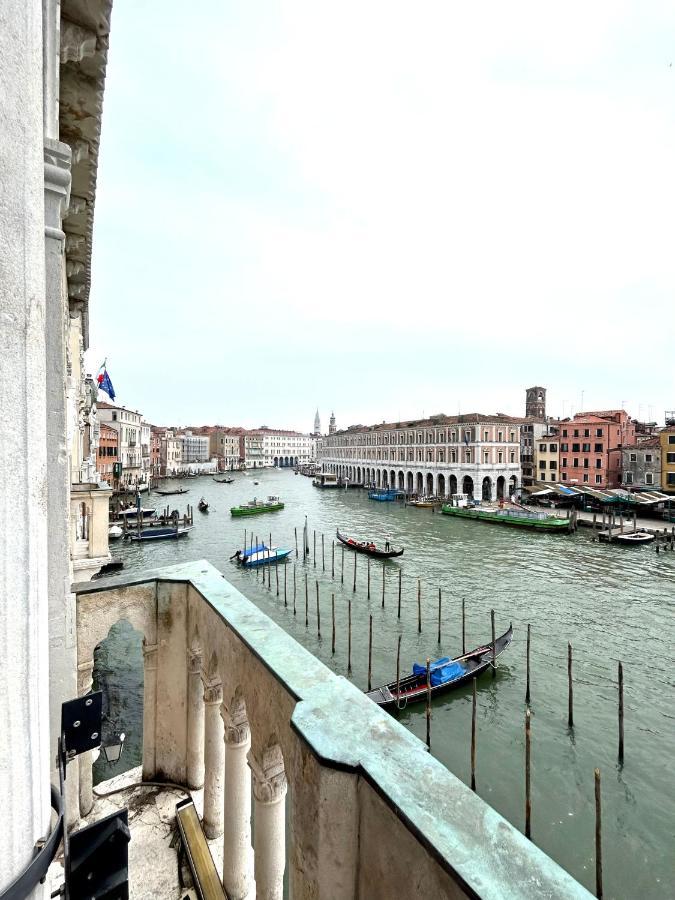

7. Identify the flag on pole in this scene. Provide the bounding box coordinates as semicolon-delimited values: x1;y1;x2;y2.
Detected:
97;360;116;401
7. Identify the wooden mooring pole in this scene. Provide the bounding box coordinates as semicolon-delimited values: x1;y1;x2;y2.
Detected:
331;594;335;654
382;561;386;608
568;642;574;728
316;580;321;639
313;530;316;568
283;563;287;606
367;558;371;599
353;552;357;593
321;533;325;571
305;573;309;627
341;546;345;584
417;579;422;633
595;768;603;899
332;540;335;578
397;569;402;618
525;707;532;839
293;565;296;614
618;661;624;764
526;623;531;704
295;527;298;557
491;609;496;678
275;561;279;596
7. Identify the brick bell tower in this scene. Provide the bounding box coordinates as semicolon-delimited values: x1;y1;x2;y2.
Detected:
525;386;546;419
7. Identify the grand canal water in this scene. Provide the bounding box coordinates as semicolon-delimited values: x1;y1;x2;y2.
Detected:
93;469;674;898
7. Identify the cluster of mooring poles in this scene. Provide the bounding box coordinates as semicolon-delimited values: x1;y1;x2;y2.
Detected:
238;524;636;900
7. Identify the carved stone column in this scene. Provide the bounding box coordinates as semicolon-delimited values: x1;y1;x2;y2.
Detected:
222;697;252;900
142;641;158;780
202;681;224;839
186;647;205;790
249;744;287;900
77;660;94;817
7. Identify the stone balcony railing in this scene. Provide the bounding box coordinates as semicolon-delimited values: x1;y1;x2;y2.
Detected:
75;561;591;900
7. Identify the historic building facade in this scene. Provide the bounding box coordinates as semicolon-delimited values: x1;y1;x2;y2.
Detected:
558;410;635;489
621;438;661;490
319;414;521;500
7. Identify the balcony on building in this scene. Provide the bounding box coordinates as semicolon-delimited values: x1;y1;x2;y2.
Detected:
72;560;591;899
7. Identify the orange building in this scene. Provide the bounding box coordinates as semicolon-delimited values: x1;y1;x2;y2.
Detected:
558;410;635;489
96;422;118;481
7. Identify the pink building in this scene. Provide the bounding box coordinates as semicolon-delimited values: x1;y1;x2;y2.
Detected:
558;410;635;489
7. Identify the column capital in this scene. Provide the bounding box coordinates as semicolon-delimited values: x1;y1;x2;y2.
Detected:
77;658;94;695
203;680;223;706
44;138;72;241
187;646;203;675
222;695;250;746
248;744;287;805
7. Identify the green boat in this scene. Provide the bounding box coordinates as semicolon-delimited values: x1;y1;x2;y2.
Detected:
230;495;284;517
441;498;571;533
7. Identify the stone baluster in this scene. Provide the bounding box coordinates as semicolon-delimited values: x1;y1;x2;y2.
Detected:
222;697;252;899
77;659;94;816
142;641;158;780
202;680;224;839
186;647;204;789
249;744;287;900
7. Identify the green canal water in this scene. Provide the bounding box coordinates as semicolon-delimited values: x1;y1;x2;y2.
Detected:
93;469;674;898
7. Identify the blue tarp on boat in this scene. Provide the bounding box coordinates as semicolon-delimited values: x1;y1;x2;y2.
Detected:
412;657;466;686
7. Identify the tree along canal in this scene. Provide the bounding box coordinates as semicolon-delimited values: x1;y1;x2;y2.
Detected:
94;468;674;898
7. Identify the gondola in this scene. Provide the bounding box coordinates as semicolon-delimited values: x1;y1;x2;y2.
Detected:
154;487;189;496
366;624;513;711
213;477;234;484
198;498;209;512
336;528;404;559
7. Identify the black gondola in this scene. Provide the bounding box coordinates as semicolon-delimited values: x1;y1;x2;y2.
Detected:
336;528;404;558
213;477;234;483
198;498;209;512
366;624;513;711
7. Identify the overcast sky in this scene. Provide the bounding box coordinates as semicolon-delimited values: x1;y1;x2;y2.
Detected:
88;1;675;432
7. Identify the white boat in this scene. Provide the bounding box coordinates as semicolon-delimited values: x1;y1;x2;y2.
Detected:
118;506;156;519
108;525;123;540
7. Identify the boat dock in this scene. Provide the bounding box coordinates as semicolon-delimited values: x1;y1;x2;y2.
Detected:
576;510;675;538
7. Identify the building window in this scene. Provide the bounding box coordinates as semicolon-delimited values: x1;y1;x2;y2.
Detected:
562;429;568;438
625;472;634;484
572;443;580;452
549;461;557;469
629;453;637;462
510;451;515;463
498;431;503;442
595;459;602;468
560;443;568;452
583;474;589;483
539;444;546;452
666;452;675;464
484;430;489;441
498;451;503;464
669;436;675;445
582;443;591;452
539;460;546;470
451;450;456;463
549;444;557;452
645;454;652;463
573;458;579;467
484;451;489;464
573;429;579;437
562;457;567;467
562;473;567;480
645;473;654;485
668;473;675;485
595;475;602;484
583;459;589;468
596;428;603;437
584;429;590;437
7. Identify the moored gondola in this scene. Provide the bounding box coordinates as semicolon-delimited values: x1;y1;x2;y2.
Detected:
366;624;513;710
336;528;404;558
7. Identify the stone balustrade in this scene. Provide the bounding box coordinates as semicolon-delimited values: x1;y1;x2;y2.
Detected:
75;561;590;899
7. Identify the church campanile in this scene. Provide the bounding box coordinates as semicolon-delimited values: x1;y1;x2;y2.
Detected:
525;386;546;419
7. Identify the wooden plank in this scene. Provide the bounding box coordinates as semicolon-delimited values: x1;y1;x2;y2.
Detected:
176;798;225;900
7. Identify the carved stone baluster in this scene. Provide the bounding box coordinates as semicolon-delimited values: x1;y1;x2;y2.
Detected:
142;641;158;780
77;659;94;816
249;743;287;900
186;647;204;789
222;697;252;899
203;680;224;838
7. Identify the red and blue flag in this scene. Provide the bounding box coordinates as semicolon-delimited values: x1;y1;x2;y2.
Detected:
96;361;116;401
